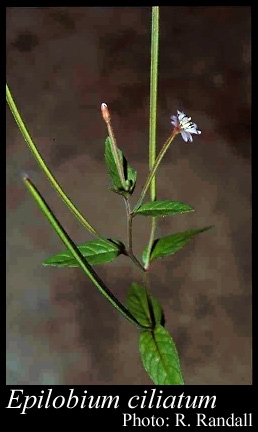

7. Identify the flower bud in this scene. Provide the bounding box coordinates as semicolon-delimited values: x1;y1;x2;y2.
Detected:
101;103;110;123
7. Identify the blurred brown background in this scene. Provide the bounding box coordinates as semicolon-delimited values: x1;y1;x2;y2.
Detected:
6;6;251;385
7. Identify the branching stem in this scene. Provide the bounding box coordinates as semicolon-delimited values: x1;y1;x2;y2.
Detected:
124;197;145;274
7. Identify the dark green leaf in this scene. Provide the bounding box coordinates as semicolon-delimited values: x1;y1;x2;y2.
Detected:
43;238;124;267
142;226;213;266
105;137;137;196
133;200;194;217
140;324;184;385
127;282;162;327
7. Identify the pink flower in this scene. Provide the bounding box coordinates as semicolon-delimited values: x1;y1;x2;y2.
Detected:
171;110;201;142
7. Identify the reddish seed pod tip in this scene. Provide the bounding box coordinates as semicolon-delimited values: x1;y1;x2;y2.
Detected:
101;102;110;122
22;172;29;181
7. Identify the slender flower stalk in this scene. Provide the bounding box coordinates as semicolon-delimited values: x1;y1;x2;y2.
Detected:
101;103;127;190
6;83;101;239
133;110;201;215
133;130;177;213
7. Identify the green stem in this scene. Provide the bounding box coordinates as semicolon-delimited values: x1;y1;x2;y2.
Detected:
124;198;133;252
124;198;145;274
133;131;176;213
24;176;150;329
149;6;159;203
6;83;101;239
145;6;159;269
144;220;156;270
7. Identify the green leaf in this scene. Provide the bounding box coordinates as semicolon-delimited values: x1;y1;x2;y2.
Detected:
142;226;213;266
140;324;184;385
24;176;146;328
43;239;124;267
133;200;194;217
127;282;163;327
105;137;137;196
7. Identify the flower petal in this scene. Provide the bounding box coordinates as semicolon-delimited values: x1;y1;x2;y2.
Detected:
181;130;190;142
178;111;186;121
171;115;178;127
171;110;201;142
186;126;198;133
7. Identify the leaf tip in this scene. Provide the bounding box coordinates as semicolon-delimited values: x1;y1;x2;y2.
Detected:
204;224;215;232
